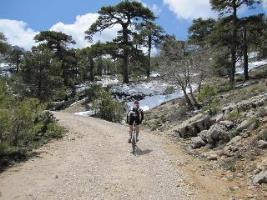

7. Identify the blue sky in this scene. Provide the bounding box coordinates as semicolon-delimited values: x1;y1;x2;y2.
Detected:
0;0;266;50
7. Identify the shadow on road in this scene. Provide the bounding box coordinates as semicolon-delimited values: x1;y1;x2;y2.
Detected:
137;148;153;156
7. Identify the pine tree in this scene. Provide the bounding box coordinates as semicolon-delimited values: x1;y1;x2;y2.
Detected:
85;0;155;83
34;31;76;87
210;0;261;85
138;21;165;78
188;18;216;47
20;45;64;102
239;14;266;80
0;32;10;55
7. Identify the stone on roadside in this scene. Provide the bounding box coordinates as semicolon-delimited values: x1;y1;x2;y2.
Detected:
191;136;206;149
236;118;258;132
206;123;229;147
257;140;267;149
219;120;234;129
227;135;242;146
252;170;267;184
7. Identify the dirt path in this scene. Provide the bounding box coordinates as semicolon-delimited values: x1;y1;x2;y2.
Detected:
0;112;231;200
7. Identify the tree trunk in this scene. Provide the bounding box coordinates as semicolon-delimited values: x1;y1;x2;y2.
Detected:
181;87;195;110
97;57;103;77
230;5;238;87
89;57;94;81
189;84;201;109
122;26;129;83
243;26;249;80
146;35;152;78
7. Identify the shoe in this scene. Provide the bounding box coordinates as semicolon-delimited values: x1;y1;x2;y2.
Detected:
128;138;131;143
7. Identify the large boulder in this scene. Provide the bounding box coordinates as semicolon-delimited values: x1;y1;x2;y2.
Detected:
253;170;267;184
206;124;229;147
227;135;242;146
258;140;267;149
174;114;213;138
199;130;209;143
219;120;234;129
236;118;258;132
191;136;206;149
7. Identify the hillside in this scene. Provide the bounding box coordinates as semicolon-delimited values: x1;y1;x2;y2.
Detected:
144;64;267;199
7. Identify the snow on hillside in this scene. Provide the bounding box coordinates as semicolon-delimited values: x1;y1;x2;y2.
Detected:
75;56;266;117
236;59;267;74
127;91;183;111
74;78;196;116
110;80;169;97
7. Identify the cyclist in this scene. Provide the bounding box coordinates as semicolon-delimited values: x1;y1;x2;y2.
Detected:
126;100;144;143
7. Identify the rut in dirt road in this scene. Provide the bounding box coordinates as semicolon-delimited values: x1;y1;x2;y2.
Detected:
0;112;196;200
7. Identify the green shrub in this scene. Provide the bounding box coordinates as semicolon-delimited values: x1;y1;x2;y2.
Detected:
164;86;175;95
198;85;218;103
85;84;102;101
198;85;220;115
0;79;65;161
226;110;242;122
92;88;125;122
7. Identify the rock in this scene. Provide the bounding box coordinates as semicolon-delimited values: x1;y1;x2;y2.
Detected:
212;113;224;122
207;154;218;161
206;124;229;147
223;93;267;114
191;136;206;149
198;130;208;142
256;158;267;171
258;140;267;149
253;170;267;184
236;118;257;132
219;120;234;129
174;113;213;138
227;136;242;146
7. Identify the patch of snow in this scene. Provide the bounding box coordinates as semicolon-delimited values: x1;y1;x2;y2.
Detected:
74;110;95;117
126;84;197;111
96;76;119;87
111;80;171;96
248;52;258;59
150;71;160;78
127;91;183;111
236;59;267;74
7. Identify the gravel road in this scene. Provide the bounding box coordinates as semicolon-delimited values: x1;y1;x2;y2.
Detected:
0;112;227;200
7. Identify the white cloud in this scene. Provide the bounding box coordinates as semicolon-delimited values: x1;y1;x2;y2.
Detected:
50;13;120;49
0;13;120;50
0;19;38;50
134;0;162;16
163;0;216;20
263;0;267;9
152;4;162;15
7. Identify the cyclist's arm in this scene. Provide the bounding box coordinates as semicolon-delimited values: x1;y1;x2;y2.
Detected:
126;111;132;124
140;109;144;123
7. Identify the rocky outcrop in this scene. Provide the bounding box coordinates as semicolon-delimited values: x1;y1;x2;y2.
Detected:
174;114;214;138
223;93;267;114
191;136;206;149
236;118;258;132
205;124;229;148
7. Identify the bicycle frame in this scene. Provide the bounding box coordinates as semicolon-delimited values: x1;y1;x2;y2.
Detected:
131;121;137;155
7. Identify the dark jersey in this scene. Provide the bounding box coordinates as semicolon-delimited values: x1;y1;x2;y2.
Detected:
127;108;144;125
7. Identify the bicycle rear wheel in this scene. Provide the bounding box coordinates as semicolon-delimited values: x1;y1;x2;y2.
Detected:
132;131;137;155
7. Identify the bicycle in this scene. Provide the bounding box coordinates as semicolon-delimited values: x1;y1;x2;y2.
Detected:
131;121;138;156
